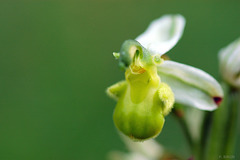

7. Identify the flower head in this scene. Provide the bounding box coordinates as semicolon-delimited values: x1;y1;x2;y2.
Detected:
107;14;223;140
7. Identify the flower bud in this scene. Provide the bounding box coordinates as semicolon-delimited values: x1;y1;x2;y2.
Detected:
219;38;240;89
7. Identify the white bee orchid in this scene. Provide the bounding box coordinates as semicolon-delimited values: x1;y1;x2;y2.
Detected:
107;14;223;140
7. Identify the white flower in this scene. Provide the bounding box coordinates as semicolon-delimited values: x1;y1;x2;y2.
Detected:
136;14;223;111
219;38;240;89
107;14;223;141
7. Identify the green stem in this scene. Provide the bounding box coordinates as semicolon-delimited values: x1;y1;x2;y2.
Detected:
172;107;194;154
205;83;230;160
172;83;239;160
223;90;240;156
199;111;213;160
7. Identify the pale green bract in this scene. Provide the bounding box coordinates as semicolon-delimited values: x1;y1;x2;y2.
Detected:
107;14;223;141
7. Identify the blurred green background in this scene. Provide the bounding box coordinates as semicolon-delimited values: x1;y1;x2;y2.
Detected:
0;0;240;159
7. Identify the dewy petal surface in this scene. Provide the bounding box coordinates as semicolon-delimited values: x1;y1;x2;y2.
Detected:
136;14;185;56
157;61;223;111
219;38;240;88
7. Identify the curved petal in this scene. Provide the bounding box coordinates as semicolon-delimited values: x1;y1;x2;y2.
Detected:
219;38;240;88
108;152;149;160
121;135;163;159
136;14;185;56
157;61;223;111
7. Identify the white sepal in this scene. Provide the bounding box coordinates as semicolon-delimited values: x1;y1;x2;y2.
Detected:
136;14;185;56
158;60;223;111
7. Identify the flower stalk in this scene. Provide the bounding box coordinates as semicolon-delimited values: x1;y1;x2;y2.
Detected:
172;107;194;153
223;88;240;156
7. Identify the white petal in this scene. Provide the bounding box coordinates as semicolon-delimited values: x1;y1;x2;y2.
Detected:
159;74;217;110
125;153;150;160
108;151;149;160
121;135;163;159
136;14;185;56
158;61;223;111
219;38;240;88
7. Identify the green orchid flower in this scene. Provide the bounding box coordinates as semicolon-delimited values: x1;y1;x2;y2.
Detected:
107;14;223;141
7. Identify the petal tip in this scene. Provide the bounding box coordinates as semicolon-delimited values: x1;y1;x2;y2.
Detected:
213;97;223;106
